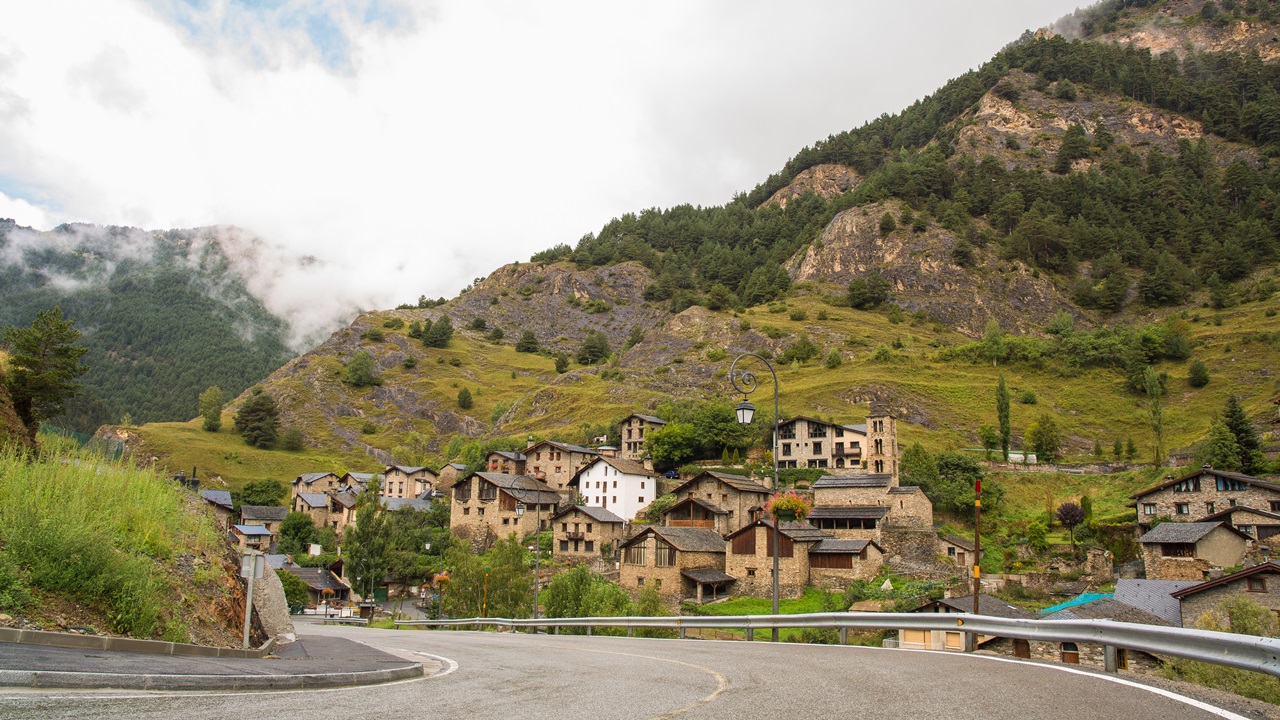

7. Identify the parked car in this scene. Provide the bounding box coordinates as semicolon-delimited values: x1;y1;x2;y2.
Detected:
663;470;679;479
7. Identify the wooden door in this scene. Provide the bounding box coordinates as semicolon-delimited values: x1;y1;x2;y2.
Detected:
957;551;966;565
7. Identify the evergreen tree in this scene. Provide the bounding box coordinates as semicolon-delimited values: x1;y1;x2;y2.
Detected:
457;387;473;410
1188;360;1210;388
846;271;893;309
996;374;1011;461
234;386;280;449
1223;395;1264;473
515;330;540;353
554;352;570;374
198;386;224;432
2;307;89;435
624;325;645;350
1026;414;1062;463
879;212;897;236
576;331;611;365
1201;419;1243;471
423;315;454;348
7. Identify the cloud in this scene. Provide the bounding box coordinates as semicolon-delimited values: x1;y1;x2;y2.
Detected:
0;0;1086;344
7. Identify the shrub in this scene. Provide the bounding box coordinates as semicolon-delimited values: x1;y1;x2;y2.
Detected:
280;427;304;451
361;327;384;342
457;387;473;410
825;349;842;369
382;317;404;329
361;421;377;435
761;325;785;339
469;317;487;331
1019;390;1037;404
706;348;728;361
1189;359;1210;388
402;356;417;369
789;309;808;321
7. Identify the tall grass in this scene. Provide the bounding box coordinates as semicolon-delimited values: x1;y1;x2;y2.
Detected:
0;444;221;638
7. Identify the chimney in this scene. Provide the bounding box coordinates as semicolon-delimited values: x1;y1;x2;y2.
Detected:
1202;464;1213;471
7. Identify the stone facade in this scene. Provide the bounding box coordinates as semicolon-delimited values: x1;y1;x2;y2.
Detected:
620;414;665;462
436;463;468;489
775;416;867;470
485;452;525;475
449;473;558;551
810;545;884;588
1134;467;1280;530
725;524;814;597
618;528;727;602
1174;564;1280;628
523;441;601;496
669;472;771;536
865;407;898;478
551;506;626;561
383;465;437;498
1140;525;1248;581
981;637;1163;674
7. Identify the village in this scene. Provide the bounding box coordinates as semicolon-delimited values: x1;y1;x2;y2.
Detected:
196;402;1280;676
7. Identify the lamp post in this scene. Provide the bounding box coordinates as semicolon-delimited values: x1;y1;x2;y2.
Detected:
516;501;541;629
729;353;781;642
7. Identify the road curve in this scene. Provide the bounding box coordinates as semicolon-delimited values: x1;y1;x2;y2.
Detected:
0;620;1260;720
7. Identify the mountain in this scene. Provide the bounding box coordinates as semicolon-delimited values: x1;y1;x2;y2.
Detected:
0;220;301;431
134;0;1280;478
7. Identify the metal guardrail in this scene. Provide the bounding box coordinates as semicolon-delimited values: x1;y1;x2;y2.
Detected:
319;611;1280;678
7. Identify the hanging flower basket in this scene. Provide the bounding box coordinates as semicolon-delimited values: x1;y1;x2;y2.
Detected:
765;491;811;522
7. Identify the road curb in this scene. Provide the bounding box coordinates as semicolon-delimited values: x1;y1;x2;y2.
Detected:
0;663;424;691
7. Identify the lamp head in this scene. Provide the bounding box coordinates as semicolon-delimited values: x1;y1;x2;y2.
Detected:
515;502;526;517
735;399;756;425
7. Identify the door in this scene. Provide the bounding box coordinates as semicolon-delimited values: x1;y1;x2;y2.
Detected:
1013;639;1030;659
957;551;966;565
1060;642;1080;663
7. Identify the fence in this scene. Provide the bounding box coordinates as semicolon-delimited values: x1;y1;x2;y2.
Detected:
321;611;1280;678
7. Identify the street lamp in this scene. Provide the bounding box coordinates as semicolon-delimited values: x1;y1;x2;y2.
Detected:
516;501;541;628
729;353;781;642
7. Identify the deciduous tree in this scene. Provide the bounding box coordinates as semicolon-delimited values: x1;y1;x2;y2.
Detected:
198;386;224;432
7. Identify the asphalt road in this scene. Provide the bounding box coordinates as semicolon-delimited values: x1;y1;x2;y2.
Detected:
0;619;1264;720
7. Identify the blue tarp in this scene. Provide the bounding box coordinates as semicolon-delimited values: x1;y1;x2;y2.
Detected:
1039;593;1113;615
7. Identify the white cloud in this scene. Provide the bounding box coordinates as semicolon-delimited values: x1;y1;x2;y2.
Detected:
0;0;1086;340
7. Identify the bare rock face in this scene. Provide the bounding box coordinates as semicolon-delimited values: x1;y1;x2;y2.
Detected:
761;164;862;209
792;201;1082;337
252;564;295;641
1092;2;1280;61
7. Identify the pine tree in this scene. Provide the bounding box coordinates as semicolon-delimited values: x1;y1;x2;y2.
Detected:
423;315;454;348
1223;395;1263;474
515;331;540;353
457;387;473;410
234;387;279;449
576;331;611;365
2;307;89;435
1145;366;1164;465
1201;419;1243;471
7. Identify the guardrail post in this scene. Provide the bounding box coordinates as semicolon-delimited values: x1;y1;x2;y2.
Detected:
746;628;753;642
1104;645;1118;673
627;627;633;638
553;625;559;635
587;625;592;637
679;625;686;639
839;627;848;645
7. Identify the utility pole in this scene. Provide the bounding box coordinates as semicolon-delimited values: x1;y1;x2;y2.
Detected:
967;475;982;652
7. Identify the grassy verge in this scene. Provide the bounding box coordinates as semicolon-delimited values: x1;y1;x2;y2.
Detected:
0;438;225;641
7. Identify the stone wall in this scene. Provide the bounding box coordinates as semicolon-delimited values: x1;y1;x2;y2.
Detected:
813;485;889;507
552;508;626;561
1179;579;1280;628
724;526;810;597
1136;475;1280;525
810;547;884;588
1142;544;1213;581
982;637;1163;674
885;489;933;529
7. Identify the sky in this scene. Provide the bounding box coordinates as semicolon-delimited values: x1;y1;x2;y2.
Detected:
0;0;1087;342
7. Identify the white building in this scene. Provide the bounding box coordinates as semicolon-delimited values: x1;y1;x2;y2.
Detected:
568;456;659;521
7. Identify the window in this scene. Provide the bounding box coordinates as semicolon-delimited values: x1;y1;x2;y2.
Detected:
613;481;617;488
654;579;661;589
654;539;676;567
624;544;646;565
875;439;883;454
586;523;592;533
573;523;580;531
560;540;569;552
478;483;497;501
463;507;470;515
454;480;472;501
637;577;645;586
477;507;485;516
1142;504;1157;516
502;518;510;525
1272;501;1280;513
555;467;562;474
1248;577;1267;592
1172;478;1201;492
585;541;594;552
638;496;644;503
1060;642;1080;664
613;496;617;504
835;428;844;437
1175;503;1190;515
1217;477;1249;492
808;421;827;438
1239;525;1255;536
948;547;956;557
1206;502;1215;515
814;442;823;455
782;443;792;456
562;523;568;531
641;481;645;489
1161;543;1196;558
746;568;756;578
779;425;796;440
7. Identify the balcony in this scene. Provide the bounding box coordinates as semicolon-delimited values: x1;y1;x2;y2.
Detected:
667;520;716;529
832;448;862;458
565;531;585;540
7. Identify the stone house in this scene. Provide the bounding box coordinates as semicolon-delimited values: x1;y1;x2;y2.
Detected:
485;451;526;475
449;472;560;550
725;520;830;597
293;492;331;527
808;538;885;587
568;456;658;521
666;471;773;536
1131;465;1280;532
1172;562;1280;628
278;565;350;605
774;415;866;470
523;441;601;497
940;535;978;569
239;505;288;541
808;473;933;536
1137;522;1250;581
199;490;234;529
551;505;626;560
662;497;733;534
231;524;274;553
807;505;887;540
383;465;437;499
436;462;469;489
620;413;665;462
898;594;1034;653
1196;505;1280;542
1017;598;1169;673
328;490;357;534
340;472;385;494
618;526;731;602
290;471;341;502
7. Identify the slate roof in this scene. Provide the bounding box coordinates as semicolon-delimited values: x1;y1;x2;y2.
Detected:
808;506;889;520
233;524;274;536
569;456;657;486
942;534;976;551
296;472;336;485
926;594;1036;619
1196;505;1280;524
240;505;288;522
1172;562;1280;599
490;451;526;462
330;492;358;509
672;471;772;496
344;472;383;485
681;568;735;584
264;554;292;570
474;473;561;505
1113;579;1200;624
1137;521;1249;544
1043;597;1173;626
629;413;666;425
447;462;467;470
283;567;349;593
551;505;626;524
1131;466;1280;499
888;486;921;494
386;464;433;475
527;440;600;456
811;538;882;554
622;526;726;553
813;475;893;489
296;493;329;509
199;490;233;510
725;519;832;543
382;497;431;511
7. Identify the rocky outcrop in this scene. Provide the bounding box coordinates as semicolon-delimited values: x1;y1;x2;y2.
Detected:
1092;2;1280;61
761;164;862;209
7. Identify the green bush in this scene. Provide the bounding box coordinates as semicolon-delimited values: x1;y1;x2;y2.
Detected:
789;309;808;321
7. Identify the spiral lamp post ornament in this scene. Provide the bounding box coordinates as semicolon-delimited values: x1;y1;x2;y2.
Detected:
728;352;781;641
